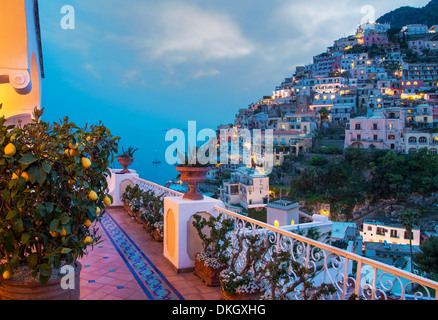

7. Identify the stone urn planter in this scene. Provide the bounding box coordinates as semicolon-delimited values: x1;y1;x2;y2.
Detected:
0;262;82;300
117;157;134;174
176;167;210;201
194;254;226;287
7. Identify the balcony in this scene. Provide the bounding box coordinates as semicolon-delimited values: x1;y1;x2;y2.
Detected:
101;173;438;301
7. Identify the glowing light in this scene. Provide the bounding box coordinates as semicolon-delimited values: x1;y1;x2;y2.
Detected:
274;220;280;227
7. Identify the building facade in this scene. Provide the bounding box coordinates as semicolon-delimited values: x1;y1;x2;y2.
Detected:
0;0;44;125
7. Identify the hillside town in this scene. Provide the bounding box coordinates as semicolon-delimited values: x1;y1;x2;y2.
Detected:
186;21;438;275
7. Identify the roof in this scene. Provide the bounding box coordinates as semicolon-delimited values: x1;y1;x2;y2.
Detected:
331;222;357;239
363;219;420;231
365;241;420;255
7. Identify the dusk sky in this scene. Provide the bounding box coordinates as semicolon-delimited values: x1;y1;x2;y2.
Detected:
38;0;430;183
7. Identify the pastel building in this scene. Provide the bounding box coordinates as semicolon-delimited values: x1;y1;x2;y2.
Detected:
220;169;270;209
0;0;44;125
401;24;429;36
401;131;438;155
360;220;421;247
345;108;406;151
362;30;389;46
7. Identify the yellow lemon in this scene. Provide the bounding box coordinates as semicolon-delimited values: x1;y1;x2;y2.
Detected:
69;149;79;157
60;227;68;236
49;231;58;238
103;196;112;207
4;143;16;156
88;190;98;201
68;141;78;150
12;172;19;180
84;236;93;244
21;172;29;182
2;270;12;280
95;207;101;215
81;157;91;168
84;219;92;228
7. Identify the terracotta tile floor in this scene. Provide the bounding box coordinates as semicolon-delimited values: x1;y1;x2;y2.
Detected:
78;207;221;300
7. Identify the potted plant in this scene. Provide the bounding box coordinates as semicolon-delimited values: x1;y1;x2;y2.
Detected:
141;190;164;242
192;213;234;286
122;184;143;218
0;108;119;300
219;233;268;300
121;185;133;212
117;146;138;173
175;146;210;201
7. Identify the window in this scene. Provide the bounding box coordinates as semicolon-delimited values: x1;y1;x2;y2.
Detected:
390;230;398;238
373;123;378;130
419;137;427;144
374;135;378;141
388;135;395;140
376;227;386;236
409;137;417;144
355;123;361;130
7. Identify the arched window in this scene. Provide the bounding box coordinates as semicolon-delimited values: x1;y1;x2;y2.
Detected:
408;137;417;144
419;137;427;144
429;149;437;155
409;148;417;154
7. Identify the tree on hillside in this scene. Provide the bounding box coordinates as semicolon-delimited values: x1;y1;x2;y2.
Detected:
414;237;438;279
396;209;420;276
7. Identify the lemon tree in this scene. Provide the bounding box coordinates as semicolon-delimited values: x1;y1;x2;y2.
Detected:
0;108;119;285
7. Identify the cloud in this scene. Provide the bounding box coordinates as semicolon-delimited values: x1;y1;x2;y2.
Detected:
83;63;101;78
119;69;146;87
192;68;221;79
107;2;255;67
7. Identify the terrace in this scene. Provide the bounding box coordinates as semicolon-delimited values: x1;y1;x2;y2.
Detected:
79;170;438;301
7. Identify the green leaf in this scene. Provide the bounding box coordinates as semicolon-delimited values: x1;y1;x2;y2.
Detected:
28;165;37;184
1;190;10;202
61;248;72;254
59;215;70;225
14;219;24;233
45;203;54;214
38;165;47;185
21;233;31;244
37;204;46;217
6;210;18;220
27;253;37;268
19;153;37;167
50;219;59;232
41;162;51;174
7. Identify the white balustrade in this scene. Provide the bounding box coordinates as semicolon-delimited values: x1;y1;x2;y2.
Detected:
215;206;438;301
133;177;184;198
128;175;438;300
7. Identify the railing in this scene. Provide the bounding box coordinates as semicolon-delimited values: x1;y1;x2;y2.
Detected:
133;177;184;197
130;177;438;300
214;206;438;300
